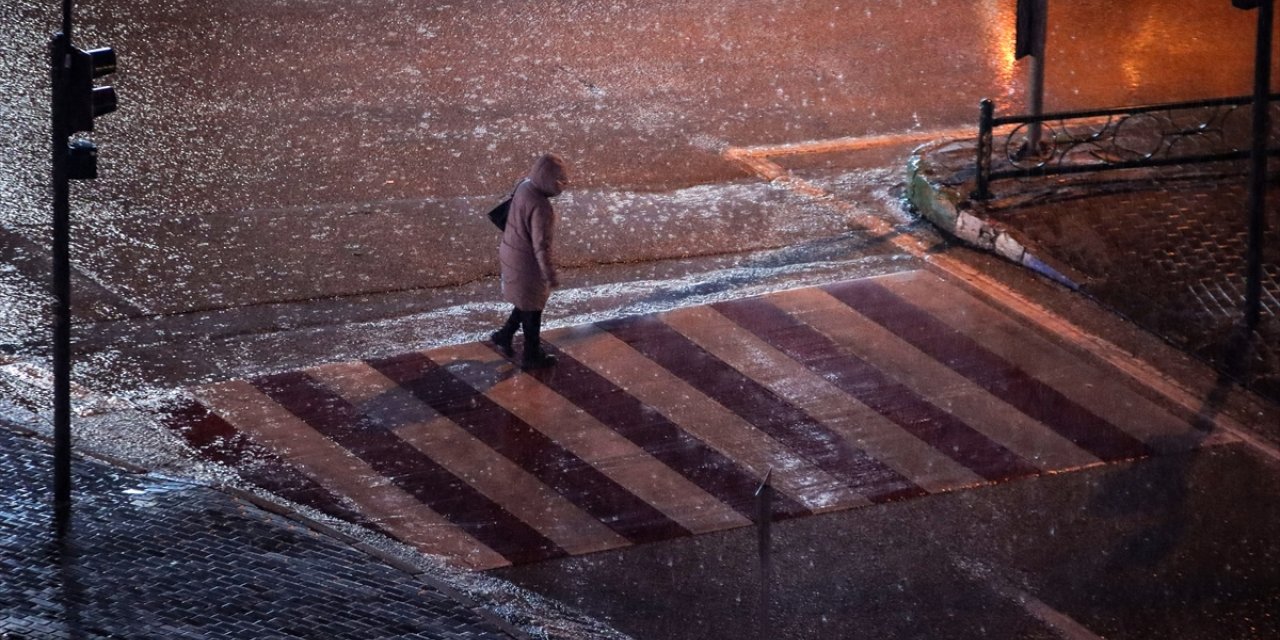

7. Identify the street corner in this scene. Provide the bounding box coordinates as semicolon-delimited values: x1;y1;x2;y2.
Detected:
0;359;207;476
906;138;1082;289
908;130;1280;408
906;138;1014;252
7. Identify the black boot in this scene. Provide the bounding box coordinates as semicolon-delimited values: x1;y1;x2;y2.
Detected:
520;309;557;369
490;308;519;358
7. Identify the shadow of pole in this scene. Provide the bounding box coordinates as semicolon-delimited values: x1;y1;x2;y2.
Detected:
1090;322;1256;576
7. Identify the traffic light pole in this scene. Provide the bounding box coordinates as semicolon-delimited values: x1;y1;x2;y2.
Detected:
1014;0;1048;157
1026;0;1048;153
1244;0;1273;332
50;26;74;530
49;0;118;533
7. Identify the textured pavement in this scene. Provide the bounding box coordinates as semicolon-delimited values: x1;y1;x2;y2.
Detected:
0;426;523;639
160;269;1229;571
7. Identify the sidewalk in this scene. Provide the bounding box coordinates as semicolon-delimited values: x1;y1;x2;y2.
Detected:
0;423;537;640
907;138;1280;406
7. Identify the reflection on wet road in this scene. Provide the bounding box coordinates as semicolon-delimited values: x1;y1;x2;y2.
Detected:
0;0;1268;373
2;0;1263;217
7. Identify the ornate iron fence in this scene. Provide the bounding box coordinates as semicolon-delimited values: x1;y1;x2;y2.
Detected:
974;95;1280;199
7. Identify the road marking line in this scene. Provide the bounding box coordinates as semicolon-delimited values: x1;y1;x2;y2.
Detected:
547;324;858;513
369;350;692;546
724;135;1280;465
1019;598;1107;640
309;360;631;557
881;273;1204;453
195;380;510;570
431;342;751;535
726;126;977;159
952;555;1105;640
932;256;1280;463
771;285;1102;472
531;337;784;521
663;304;983;494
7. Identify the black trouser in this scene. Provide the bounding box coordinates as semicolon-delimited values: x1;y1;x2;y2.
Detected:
496;306;543;357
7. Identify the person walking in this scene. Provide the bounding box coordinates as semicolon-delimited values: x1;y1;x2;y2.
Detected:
491;153;567;369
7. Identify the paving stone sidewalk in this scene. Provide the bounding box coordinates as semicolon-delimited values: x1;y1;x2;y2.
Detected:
909;140;1280;405
0;424;529;640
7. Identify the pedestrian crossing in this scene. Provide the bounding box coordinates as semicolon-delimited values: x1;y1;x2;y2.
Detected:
163;270;1225;570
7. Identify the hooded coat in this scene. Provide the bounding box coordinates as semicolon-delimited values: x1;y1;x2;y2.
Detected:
499;154;565;311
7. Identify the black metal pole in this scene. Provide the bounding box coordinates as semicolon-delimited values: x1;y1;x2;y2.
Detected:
755;469;773;640
1026;0;1048;151
52;1;74;529
1245;0;1273;331
975;99;995;200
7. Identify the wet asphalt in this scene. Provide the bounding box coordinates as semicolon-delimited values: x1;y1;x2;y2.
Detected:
0;0;1268;383
494;442;1280;640
4;2;1280;638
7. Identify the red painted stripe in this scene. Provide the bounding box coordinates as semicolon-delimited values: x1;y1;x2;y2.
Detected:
599;315;928;502
711;298;1042;483
511;342;811;521
824;280;1151;461
162;399;394;538
369;352;693;545
251;371;566;565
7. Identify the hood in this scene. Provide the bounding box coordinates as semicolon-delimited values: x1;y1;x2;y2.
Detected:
527;153;568;197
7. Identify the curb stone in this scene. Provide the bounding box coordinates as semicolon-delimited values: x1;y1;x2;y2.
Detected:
907;140;1079;289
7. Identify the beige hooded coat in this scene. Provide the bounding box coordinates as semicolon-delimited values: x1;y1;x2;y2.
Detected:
499;155;565;311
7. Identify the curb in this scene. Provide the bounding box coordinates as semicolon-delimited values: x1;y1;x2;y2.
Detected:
224;485;537;640
906;140;1080;290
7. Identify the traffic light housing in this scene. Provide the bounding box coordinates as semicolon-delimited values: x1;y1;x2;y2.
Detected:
51;33;117;180
67;140;98;181
66;45;116;134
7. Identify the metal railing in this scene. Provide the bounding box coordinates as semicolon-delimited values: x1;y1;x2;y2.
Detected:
974;94;1280;199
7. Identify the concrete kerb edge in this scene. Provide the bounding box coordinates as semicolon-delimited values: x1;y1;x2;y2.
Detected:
222;485;538;639
907;141;1080;290
223;479;632;640
0;402;152;476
